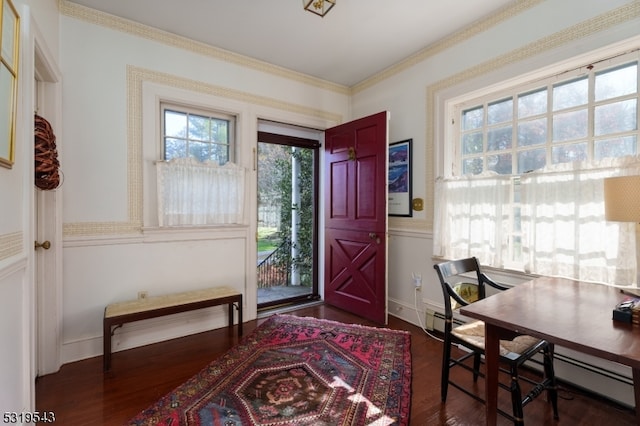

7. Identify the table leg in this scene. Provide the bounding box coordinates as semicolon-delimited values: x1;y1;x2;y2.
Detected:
484;323;500;425
632;367;640;423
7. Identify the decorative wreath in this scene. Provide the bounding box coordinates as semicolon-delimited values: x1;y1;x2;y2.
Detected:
34;114;61;190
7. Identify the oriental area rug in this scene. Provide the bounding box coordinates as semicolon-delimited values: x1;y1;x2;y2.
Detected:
127;314;412;425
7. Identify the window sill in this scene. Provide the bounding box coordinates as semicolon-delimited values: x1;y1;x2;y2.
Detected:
431;255;539;287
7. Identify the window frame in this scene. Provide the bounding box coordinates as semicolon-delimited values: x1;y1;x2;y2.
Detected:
451;50;639;178
442;44;640;271
141;79;248;229
160;101;237;164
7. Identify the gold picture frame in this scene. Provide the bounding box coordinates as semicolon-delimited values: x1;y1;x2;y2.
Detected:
0;0;19;169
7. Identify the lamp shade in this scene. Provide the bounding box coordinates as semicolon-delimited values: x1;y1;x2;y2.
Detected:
603;175;640;223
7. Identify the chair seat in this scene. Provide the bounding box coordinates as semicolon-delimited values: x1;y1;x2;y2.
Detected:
452;320;543;360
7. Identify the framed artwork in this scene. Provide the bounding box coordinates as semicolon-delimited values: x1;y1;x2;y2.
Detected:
388;139;412;217
0;0;19;168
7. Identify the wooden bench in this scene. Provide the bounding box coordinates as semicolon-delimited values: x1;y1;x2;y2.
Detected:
103;286;242;371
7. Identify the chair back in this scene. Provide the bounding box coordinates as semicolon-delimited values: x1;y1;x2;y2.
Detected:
433;257;487;321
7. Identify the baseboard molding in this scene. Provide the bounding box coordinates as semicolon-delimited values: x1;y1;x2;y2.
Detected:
388;297;424;326
61;307;232;364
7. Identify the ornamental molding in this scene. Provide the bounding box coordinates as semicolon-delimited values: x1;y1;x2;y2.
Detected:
63;66;341;237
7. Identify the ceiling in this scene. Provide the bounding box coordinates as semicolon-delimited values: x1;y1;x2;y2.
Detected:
65;0;516;87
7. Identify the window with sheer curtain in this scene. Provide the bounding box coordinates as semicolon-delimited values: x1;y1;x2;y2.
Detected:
156;104;245;226
434;49;640;285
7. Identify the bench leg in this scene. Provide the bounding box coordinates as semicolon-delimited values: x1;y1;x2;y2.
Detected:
103;320;112;372
237;295;243;336
229;296;243;337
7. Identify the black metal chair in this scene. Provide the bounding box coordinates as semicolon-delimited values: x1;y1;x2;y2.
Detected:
433;257;559;425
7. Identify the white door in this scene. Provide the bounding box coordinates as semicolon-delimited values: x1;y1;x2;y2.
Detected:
33;36;63;376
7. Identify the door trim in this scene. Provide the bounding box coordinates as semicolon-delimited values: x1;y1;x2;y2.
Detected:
256;129;321;309
33;20;64;376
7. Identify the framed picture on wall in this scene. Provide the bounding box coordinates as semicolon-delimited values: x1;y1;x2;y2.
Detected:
0;0;19;169
388;139;412;217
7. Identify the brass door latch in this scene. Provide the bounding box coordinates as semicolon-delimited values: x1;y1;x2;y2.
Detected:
348;147;356;161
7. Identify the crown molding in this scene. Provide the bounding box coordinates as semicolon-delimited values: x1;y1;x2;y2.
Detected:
352;0;545;94
58;0;543;94
58;0;350;96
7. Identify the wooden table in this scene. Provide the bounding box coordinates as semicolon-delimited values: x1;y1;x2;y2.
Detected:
103;286;242;371
460;276;640;425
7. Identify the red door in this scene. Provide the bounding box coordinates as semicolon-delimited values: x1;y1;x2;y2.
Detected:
324;111;388;324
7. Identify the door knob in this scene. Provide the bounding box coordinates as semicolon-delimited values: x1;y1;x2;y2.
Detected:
34;240;51;250
368;232;380;244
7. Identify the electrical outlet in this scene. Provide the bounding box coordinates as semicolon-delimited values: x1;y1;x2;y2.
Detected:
412;273;422;289
138;291;148;300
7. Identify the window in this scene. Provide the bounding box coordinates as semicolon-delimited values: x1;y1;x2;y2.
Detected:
156;103;244;226
161;103;235;164
435;49;640;285
457;61;638;176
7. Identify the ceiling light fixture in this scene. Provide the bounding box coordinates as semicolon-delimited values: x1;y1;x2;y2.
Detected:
303;0;335;17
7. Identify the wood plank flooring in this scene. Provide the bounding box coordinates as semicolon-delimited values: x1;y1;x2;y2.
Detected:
36;304;636;425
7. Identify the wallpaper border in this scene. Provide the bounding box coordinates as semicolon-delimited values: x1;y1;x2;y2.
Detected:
58;0;349;96
352;0;545;94
62;66;342;237
58;0;541;95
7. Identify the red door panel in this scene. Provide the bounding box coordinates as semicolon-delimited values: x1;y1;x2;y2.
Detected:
325;228;386;321
356;154;379;220
324;111;388;324
328;161;349;219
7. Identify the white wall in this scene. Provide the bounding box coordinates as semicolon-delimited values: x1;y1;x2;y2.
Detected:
353;0;640;407
57;3;349;364
0;265;28;418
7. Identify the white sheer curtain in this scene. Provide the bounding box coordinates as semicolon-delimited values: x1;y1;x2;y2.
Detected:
521;158;640;285
433;173;512;268
156;157;246;226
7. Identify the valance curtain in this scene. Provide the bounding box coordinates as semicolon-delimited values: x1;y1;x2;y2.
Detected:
521;158;640;285
156;158;246;226
433;173;512;268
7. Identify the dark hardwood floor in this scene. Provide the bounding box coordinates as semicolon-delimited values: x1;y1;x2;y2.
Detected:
36;304;636;425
